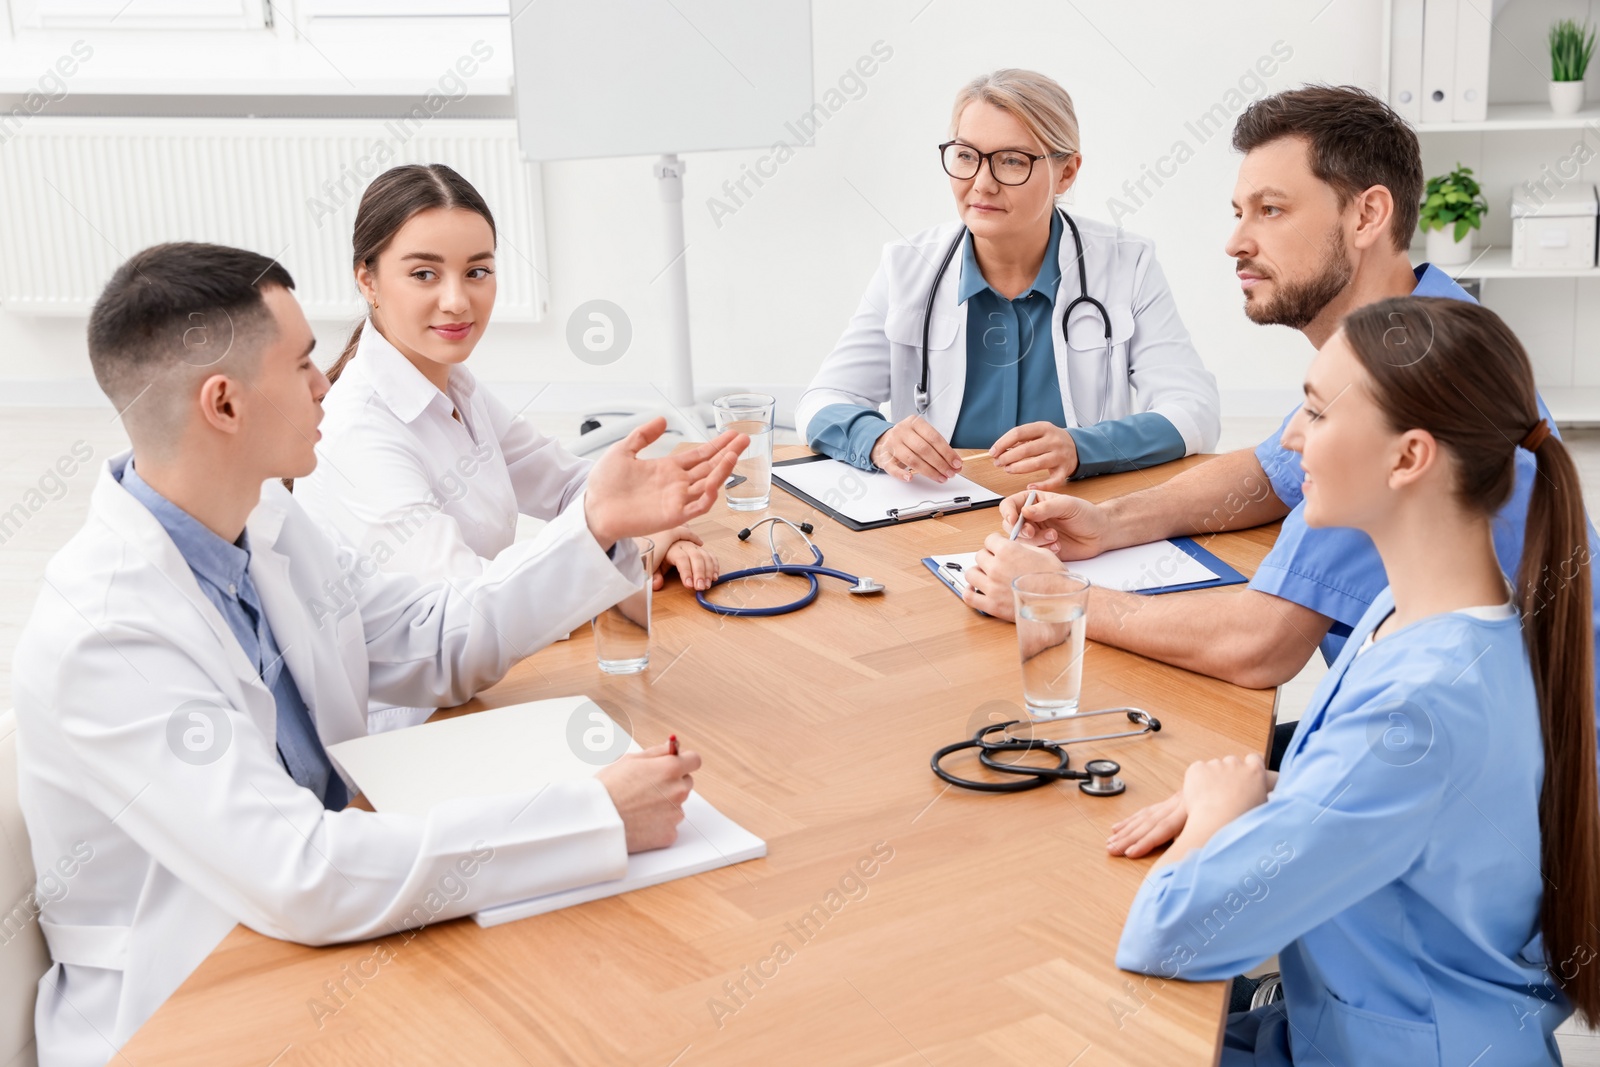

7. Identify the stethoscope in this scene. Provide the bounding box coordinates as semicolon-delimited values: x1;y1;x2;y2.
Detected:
931;707;1161;796
917;207;1113;422
695;517;885;617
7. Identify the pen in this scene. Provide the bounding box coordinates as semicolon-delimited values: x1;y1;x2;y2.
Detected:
1009;489;1039;541
669;734;679;756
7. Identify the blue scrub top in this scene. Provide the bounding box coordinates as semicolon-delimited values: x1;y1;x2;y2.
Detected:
1118;587;1564;1065
1250;263;1600;672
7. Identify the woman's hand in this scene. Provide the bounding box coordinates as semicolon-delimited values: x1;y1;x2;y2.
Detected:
870;415;963;483
1182;753;1271;828
989;422;1079;488
1144;753;1271;869
1107;790;1188;858
649;527;719;591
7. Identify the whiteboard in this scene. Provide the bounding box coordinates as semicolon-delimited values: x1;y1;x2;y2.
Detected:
509;0;814;161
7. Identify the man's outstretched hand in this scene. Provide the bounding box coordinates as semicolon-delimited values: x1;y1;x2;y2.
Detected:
584;417;749;549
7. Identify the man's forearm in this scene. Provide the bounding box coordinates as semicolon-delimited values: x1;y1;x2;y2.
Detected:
1100;449;1290;549
1087;585;1331;689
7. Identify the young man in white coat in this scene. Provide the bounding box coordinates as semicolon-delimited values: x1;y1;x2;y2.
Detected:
13;242;747;1067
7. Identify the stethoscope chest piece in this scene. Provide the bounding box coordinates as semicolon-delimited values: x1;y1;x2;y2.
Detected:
1078;759;1125;797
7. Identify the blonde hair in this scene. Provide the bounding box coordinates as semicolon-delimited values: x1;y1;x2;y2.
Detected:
950;69;1081;162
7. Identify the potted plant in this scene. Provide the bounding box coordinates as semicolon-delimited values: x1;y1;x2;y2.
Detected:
1549;18;1595;116
1419;164;1488;267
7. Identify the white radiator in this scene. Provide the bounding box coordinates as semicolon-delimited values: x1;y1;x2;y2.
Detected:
0;116;548;321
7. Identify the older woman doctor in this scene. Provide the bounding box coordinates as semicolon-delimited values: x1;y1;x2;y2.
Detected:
796;69;1219;486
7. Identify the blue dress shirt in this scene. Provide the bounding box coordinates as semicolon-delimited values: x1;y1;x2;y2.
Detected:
808;211;1185;476
118;458;347;809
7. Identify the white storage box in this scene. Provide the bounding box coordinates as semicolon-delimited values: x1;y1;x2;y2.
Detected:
1511;184;1598;270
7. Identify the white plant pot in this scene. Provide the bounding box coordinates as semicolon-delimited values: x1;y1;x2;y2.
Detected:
1425;225;1474;266
1550;80;1586;116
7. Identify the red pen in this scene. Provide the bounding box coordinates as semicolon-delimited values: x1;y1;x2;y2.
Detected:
669;734;679;756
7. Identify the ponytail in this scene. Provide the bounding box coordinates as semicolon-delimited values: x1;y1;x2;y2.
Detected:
1344;298;1600;1024
1518;429;1600;1025
325;319;364;388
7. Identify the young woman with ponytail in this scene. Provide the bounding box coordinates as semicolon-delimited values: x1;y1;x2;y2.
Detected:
1111;296;1598;1065
295;164;719;730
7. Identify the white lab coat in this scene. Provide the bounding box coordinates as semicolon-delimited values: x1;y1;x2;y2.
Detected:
795;214;1220;455
295;324;595;730
14;455;643;1067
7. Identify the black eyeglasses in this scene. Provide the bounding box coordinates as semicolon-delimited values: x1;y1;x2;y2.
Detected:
939;141;1070;186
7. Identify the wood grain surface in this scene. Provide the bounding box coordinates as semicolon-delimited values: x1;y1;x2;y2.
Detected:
120;450;1282;1066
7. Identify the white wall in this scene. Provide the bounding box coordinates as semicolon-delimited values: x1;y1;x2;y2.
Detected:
0;0;1392;419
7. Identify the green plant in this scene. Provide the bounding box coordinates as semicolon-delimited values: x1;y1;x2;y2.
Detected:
1419;164;1488;243
1550;18;1597;82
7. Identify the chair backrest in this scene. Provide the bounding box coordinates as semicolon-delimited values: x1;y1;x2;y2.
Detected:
0;710;45;1067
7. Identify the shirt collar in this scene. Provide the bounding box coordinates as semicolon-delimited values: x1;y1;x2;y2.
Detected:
117;455;253;594
957;208;1066;305
357;321;461;424
1411;262;1478;304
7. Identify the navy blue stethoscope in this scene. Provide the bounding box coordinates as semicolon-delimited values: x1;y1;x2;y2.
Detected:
695;517;885;617
916;207;1113;419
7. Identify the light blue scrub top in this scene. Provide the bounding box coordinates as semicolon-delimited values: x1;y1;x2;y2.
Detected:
1250;263;1600;675
807;212;1186;477
1117;587;1563;1066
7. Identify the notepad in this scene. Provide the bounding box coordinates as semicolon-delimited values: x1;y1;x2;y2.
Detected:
773;456;1001;529
326;695;766;926
923;537;1246;600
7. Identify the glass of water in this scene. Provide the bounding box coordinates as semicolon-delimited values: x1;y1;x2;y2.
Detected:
594;538;652;674
1012;571;1091;723
713;392;775;512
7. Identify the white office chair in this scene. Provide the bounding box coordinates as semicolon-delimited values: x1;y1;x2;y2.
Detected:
0;710;47;1067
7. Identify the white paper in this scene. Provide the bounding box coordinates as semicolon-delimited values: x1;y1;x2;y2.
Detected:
927;539;1220;596
774;457;1001;524
326;695;766;925
474;792;765;926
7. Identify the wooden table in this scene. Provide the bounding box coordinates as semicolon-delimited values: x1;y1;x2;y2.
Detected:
122;451;1281;1066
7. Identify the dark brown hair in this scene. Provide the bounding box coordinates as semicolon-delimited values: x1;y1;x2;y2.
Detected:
1232;85;1422;253
323;163;496;386
89;242;294;408
1344;296;1599;1023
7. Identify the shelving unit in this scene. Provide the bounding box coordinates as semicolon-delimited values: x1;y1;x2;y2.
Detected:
1441;246;1600;279
1383;0;1600;423
1414;100;1600;132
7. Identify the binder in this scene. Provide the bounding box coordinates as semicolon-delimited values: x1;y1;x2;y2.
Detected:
1420;0;1458;124
771;454;1002;532
1390;0;1426;122
1452;0;1495;122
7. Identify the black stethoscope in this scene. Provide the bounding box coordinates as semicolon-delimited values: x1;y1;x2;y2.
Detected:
917;207;1113;420
931;707;1161;796
695;517;885;617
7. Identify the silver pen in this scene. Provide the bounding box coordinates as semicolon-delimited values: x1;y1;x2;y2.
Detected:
1008;489;1039;541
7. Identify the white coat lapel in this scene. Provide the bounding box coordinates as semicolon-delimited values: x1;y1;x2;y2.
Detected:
243;496;320;723
94;457;266;696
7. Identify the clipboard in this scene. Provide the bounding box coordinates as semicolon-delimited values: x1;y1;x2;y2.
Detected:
771;454;1002;531
922;537;1247;601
